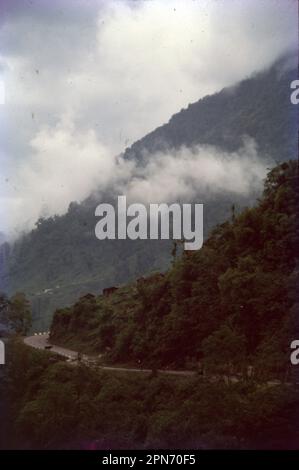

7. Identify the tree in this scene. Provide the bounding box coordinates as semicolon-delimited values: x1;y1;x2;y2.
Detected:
202;324;246;382
8;292;32;335
0;293;9;323
253;329;290;383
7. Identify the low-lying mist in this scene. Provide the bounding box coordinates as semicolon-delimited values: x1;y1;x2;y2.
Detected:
1;116;268;240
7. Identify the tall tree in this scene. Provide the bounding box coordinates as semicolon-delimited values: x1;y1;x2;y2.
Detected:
8;292;32;335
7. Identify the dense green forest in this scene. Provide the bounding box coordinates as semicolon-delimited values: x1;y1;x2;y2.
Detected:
1;338;298;450
51;161;299;378
0;56;297;330
0;160;298;450
124;56;297;163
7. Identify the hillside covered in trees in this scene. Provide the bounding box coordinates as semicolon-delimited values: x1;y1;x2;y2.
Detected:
1;160;298;450
0;55;297;330
124;55;297;164
1;338;298;450
51;161;299;379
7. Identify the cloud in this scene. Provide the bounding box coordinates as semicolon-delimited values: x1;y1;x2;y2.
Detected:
0;0;297;236
0;115;268;237
122;138;268;204
1;1;296;146
0;115;133;236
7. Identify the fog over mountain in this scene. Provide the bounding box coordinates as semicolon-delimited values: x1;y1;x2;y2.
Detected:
0;2;298;452
0;0;297;237
0;52;297;330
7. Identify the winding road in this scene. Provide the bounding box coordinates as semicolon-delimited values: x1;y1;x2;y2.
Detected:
23;335;286;386
23;334;196;377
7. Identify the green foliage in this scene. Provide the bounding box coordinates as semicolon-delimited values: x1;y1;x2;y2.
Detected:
124;57;296;163
2;339;298;449
3;161;299;449
50;161;298;379
0;292;9;329
8;292;32;335
202;324;246;378
0;59;296;329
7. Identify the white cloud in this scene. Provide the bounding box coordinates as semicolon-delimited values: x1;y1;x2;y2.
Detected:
0;80;4;105
0;119;268;237
0;0;297;236
0;115;133;236
123;138;268;204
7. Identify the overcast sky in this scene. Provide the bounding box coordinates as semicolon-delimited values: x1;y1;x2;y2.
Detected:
0;0;297;237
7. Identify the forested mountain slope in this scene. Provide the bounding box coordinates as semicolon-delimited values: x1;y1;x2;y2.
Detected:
51;161;299;374
124;56;298;164
1;161;298;450
0;56;297;329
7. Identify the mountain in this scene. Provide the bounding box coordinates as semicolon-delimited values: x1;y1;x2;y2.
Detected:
124;55;298;163
0;55;297;330
50;161;299;370
2;162;298;451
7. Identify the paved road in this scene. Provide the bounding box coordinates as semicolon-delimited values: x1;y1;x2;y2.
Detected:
24;334;195;377
24;334;78;360
23;335;285;385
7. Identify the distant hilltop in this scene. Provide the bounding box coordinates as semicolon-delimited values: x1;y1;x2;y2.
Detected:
123;53;298;165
